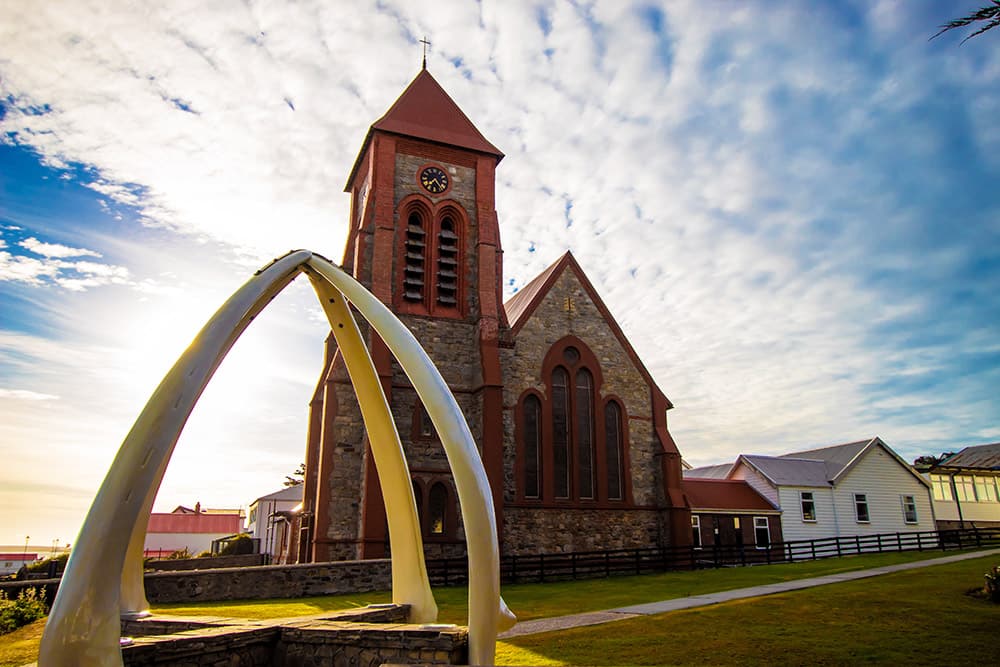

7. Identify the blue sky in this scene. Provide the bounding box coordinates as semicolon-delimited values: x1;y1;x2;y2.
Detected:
1;0;998;546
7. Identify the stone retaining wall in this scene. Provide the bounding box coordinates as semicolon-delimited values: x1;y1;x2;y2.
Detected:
1;558;393;605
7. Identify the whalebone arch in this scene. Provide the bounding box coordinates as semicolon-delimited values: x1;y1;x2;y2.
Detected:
38;250;513;667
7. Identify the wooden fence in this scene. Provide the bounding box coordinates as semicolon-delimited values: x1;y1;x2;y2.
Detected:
424;526;1000;586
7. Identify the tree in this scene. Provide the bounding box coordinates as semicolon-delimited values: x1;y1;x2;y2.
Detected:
912;452;957;469
931;1;1000;43
283;462;306;487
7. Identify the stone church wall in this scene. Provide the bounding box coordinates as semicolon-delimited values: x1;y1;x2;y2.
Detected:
500;268;668;554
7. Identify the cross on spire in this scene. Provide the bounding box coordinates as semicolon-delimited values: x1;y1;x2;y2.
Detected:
420;36;431;70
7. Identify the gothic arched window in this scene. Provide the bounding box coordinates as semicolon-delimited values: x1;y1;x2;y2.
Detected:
551;366;571;499
604;401;624;501
403;210;426;303
428;482;448;535
517;338;630;504
436;215;459;307
576;368;595;500
522;394;542;499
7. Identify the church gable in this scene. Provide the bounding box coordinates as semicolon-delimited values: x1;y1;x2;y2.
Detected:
505;252;672;410
501;253;671;510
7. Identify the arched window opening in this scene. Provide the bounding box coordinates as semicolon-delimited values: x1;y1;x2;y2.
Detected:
575;369;595;499
436;215;458;307
403;211;426;302
552;367;571;499
523;395;542;499
604;401;624;500
428;482;448;535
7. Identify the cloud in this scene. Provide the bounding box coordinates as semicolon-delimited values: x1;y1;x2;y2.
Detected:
0;388;60;401
18;237;102;258
0;0;997;542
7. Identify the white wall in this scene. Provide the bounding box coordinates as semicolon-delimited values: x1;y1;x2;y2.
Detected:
247;497;300;556
834;446;935;535
143;532;222;556
776;485;840;543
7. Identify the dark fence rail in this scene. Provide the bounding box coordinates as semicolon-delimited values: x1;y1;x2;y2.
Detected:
424;526;1000;586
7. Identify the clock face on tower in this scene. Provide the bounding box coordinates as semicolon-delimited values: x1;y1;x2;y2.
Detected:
419;165;449;194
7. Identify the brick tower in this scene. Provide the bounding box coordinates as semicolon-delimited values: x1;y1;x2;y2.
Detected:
300;68;509;561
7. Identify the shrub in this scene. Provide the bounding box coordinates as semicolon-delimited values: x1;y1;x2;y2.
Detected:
165;548;192;560
985;565;999;603
25;553;68;575
0;587;48;635
217;534;255;556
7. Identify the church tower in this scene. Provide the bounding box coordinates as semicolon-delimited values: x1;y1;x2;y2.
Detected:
301;69;509;561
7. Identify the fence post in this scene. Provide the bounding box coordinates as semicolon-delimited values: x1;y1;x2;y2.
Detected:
740;543;746;567
540;553;545;583
511;554;518;584
896;532;902;551
877;534;883;553
635;549;642;575
836;538;842;558
443;558;449;587
855;535;861;555
605;550;610;577
572;552;578;580
975;527;982;548
811;541;816;561
917;532;923;552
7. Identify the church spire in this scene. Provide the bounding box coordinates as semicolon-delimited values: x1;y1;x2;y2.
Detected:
420;36;431;70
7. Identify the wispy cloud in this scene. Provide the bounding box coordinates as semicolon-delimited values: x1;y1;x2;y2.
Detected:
0;0;997;543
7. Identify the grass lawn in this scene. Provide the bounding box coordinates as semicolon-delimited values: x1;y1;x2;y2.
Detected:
1;548;994;666
154;548;984;624
495;553;1000;666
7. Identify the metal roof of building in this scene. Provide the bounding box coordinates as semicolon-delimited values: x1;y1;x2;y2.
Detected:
683;463;734;479
682;478;778;512
940;442;1000;470
779;439;871;478
740;455;833;487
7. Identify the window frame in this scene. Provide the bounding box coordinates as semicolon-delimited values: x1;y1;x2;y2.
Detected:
753;516;770;549
901;494;918;524
691;515;702;549
854;493;870;523
800;491;817;522
930;474;953;501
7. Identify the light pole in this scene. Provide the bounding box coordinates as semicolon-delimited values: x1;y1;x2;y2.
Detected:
23;535;29;559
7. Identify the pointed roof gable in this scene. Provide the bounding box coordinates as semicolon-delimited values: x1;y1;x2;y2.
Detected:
504;251;673;409
374;69;503;158
346;69;503;190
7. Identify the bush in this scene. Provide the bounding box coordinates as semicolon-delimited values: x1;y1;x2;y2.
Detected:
217;534;255;556
0;588;48;635
25;553;68;575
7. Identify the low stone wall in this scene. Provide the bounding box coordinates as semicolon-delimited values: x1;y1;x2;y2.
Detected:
0;558;393;605
119;606;467;667
145;558;392;603
146;553;268;571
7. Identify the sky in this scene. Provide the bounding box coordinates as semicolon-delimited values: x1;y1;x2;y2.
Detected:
1;0;998;548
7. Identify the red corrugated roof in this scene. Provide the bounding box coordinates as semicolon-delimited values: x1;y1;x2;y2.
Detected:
0;553;38;561
147;512;242;534
683;478;777;512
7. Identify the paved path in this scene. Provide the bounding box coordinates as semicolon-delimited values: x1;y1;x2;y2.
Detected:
498;548;1000;639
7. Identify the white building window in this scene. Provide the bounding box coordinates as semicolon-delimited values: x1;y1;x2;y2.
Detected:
754;516;770;549
691;515;702;549
974;477;997;502
955;476;977;502
800;491;816;522
854;493;870;522
901;495;918;524
930;475;952;501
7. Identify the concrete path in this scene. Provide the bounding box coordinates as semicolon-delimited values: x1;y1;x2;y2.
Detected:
498;548;1000;639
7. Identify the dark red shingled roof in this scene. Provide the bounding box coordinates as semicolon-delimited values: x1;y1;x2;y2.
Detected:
373;69;504;159
682;478;777;512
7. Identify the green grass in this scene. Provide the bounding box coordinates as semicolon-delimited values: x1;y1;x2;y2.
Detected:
1;548;994;666
495;553;1000;666
154;548;984;624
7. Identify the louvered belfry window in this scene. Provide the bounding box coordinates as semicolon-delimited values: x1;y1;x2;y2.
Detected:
436;215;459;307
403;211;426;302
